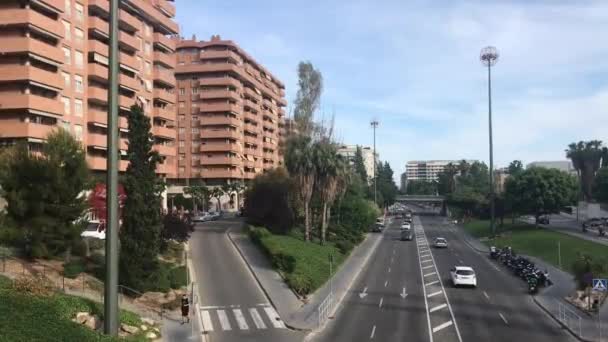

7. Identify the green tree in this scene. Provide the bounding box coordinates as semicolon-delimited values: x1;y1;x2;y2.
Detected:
352;146;368;182
119;105;165;292
406;180;437;195
507;160;524;175
566;140;604;202
375;161;398;207
285;135;316;241
505;167;577;225
210;187;224;212
592;167;608;203
437;163;458;195
293;61;323;137
244;168;295;234
184;185;210;212
0;129;89;259
160;212;194;252
313;141;345;244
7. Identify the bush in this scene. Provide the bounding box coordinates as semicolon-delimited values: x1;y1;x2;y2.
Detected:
169;266;188;289
12;276;54;297
0;275;12;289
63;259;86;279
271;253;296;273
335;240;354;255
249;226;271;245
71;240;88;258
244;169;295;234
286;272;313;295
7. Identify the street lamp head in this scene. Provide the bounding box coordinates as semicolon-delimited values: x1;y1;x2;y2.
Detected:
480;46;499;67
370;119;379;128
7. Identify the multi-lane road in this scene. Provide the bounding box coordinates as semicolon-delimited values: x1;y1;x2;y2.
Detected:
311;205;575;342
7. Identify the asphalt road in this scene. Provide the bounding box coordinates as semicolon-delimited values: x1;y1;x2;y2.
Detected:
189;218;306;342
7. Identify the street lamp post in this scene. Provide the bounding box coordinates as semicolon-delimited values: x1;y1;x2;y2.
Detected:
370;119;379;206
480;46;499;236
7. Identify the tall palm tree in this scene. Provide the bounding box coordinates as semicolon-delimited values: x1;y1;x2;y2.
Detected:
566;140;604;202
313;141;342;244
285;135;316;241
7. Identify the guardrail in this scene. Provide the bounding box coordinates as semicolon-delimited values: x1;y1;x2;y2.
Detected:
558;301;583;338
317;291;334;327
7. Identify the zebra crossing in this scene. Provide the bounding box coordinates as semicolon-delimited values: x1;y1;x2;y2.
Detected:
200;304;286;332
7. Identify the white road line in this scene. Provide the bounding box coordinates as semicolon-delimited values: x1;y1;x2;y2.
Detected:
379;297;383;308
200;305;241;310
424;272;437;277
420;252;431;257
499;313;509;325
385;280;388;287
432;320;453;333
430;303;448;313
425;280;439;286
370;325;376;339
423;265;434;269
217;310;232;331
201;310;214;332
483;291;490;300
391;256;394;264
421;256;432;261
233;309;249;330
249;308;267;329
388;267;391;273
264;307;286;329
490;263;501;272
414;222;434;342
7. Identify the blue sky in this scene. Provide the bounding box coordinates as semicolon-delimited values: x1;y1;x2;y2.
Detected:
176;0;608;179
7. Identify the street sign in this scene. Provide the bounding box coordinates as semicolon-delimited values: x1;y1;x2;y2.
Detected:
592;279;607;292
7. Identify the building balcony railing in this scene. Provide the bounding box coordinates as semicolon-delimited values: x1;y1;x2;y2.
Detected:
200;155;242;166
195;76;242;90
244;136;260;146
88;40;139;72
197;102;240;114
1;120;56;140
153;68;175;87
87;133;129;151
154;143;174;156
0;8;63;40
153;89;176;104
88;0;139;33
194;90;240;102
32;0;64;14
152;125;176;140
200;129;240;140
128;0;179;34
152;106;175;121
153;51;176;69
88;108;129;130
0;64;62;91
200;142;241;153
243;123;261;135
154;0;176;18
88;156;128;172
88;87;135;109
153;32;176;52
88;17;138;52
88;63;139;91
199;115;241;127
0;36;63;64
199;49;242;63
200;168;244;179
1;94;63;116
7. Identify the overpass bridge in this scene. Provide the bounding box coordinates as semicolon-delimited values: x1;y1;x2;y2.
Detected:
395;195;447;215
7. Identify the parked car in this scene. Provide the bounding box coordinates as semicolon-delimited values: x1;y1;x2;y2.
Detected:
450;266;477;287
371;223;383;233
81;221;105;240
433;237;448;248
192;212;211;222
538;216;550;224
376;217;385;227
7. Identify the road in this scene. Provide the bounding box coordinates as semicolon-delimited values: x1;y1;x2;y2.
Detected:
189;218;306;342
312;205;575;342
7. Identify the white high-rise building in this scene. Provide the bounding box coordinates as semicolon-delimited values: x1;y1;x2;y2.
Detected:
405;160;477;183
337;145;377;181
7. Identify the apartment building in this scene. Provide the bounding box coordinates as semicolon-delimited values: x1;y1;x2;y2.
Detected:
172;35;287;185
0;0;179;177
337;145;377;181
405;160;478;183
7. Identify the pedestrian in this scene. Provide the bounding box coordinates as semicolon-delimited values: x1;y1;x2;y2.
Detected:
181;294;190;324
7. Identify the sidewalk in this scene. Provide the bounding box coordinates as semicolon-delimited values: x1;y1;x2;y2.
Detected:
454;222;608;342
227;222;384;331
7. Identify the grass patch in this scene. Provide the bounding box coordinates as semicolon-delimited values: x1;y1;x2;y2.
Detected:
249;226;347;296
462;219;532;238
466;219;608;277
0;281;146;341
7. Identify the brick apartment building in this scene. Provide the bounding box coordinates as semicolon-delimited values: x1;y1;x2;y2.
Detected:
0;0;179;177
171;35;287;186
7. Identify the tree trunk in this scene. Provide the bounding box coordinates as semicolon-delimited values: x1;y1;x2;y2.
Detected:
304;202;310;242
320;202;328;245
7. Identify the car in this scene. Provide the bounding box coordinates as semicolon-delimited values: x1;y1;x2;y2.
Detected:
450;266;477;287
538;216;550;224
208;212;222;221
401;223;411;230
376;217;385;227
192;212;212;222
81;221;106;240
400;230;413;241
433;237;448;248
371;223;383;233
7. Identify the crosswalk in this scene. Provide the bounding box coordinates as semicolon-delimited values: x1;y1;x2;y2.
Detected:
200;304;286;332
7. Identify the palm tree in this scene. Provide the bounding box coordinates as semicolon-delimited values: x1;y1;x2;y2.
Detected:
285;135;316;241
313;141;342;244
566;140;604;202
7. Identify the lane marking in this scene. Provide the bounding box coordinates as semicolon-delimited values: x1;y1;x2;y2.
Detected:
499;313;509;325
370;325;376;339
233;309;249;330
490;263;501;272
359;287;368;298
201;310;214;332
264;307;286;329
430;303;448;313
217;310;231;331
388;267;391;273
249;308;266;329
414;220;435;342
391;256;394;264
425;280;439;286
200;304;241;310
423;265;434;269
433;320;453;333
483;291;490;300
384;280;388;287
424;272;437;277
379;297;383;308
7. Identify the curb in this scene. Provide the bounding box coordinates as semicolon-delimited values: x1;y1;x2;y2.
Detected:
531;296;593;342
185;242;206;342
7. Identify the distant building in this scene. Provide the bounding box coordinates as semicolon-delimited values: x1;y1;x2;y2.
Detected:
494;167;509;193
337;145;377;181
405;160;478;183
400;172;407;192
527;161;576;175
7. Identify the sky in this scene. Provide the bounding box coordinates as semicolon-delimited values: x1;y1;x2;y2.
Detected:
176;0;608;181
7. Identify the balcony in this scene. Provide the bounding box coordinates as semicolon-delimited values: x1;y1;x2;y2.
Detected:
244;136;260;146
244;147;261;157
0;37;63;65
88;0;139;33
153;89;175;104
196;77;242;90
0;8;63;40
0;64;62;91
200;50;242;63
199;116;241;127
200;143;241;153
200;129;240;140
89;41;139;72
88;156;128;172
88;63;140;91
152;125;176;139
1;120;56;140
153;68;175;87
153;106;175;121
154;144;174;156
88;108;129;130
153;51;176;69
88;17;138;52
154;0;176;17
244;111;260;123
88;87;135;109
198;103;240;114
156;162;174;176
244;87;262;102
243;99;260;112
128;0;179;34
153;33;176;52
200;155;241;166
243;124;261;135
32;0;64;14
87;133;128;151
201;168;243;179
0;94;63;116
195;90;240;102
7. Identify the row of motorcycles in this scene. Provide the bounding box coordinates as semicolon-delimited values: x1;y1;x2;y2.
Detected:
490;246;552;294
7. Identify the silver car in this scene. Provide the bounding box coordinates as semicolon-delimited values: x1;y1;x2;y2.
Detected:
434;237;448;248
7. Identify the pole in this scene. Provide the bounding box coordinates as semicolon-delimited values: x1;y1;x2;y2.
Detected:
488;63;496;236
558;241;561;269
104;0;120;335
371;120;379;206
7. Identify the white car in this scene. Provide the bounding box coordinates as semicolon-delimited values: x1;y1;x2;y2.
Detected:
450;266;477;287
401;223;411;230
434;237;448;248
81;221;106;240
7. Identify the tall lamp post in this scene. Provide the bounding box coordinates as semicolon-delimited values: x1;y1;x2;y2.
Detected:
480;46;499;236
370;119;379;206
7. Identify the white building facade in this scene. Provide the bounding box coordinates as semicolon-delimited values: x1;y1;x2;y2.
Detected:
527;161;576;175
405;160;478;182
337;145;377;181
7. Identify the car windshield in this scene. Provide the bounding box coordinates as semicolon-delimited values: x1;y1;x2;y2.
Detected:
456;270;475;276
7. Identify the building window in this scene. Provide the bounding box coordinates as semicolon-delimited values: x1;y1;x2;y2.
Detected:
63;21;71;41
74;75;83;93
179;88;185;95
192;87;198;94
74;51;83;68
191;128;199;134
179;114;185;121
178;101;185;108
73;124;83;141
74;3;84;22
192;115;198;122
64;0;71;17
74;28;84;44
62;96;70;115
144;42;151;55
136;37;143;51
62;72;70;88
178;141;185;147
74;99;83;117
63;47;71;65
178;127;185;134
145;61;151;75
179;154;185;161
179;167;185;173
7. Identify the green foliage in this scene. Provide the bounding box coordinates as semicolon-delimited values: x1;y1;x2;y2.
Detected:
504;167;577;221
63;259;86;279
160;213;194;253
244;168;295;234
406;180;437;195
183;186;210;212
352;146;368;182
375;161;398;207
592;167;608;203
119;105;164;292
293;61;323;136
507;160;524;175
332;176;379;243
168;266;188;289
566;140;604;201
0;275;11;289
0;129;90;259
169;194;194;211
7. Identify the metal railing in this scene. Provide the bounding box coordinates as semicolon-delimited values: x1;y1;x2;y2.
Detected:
317;290;334;327
558;301;583;338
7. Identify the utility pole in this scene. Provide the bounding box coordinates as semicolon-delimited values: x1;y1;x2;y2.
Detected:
370;119;379;206
480;46;499;236
104;0;120;335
